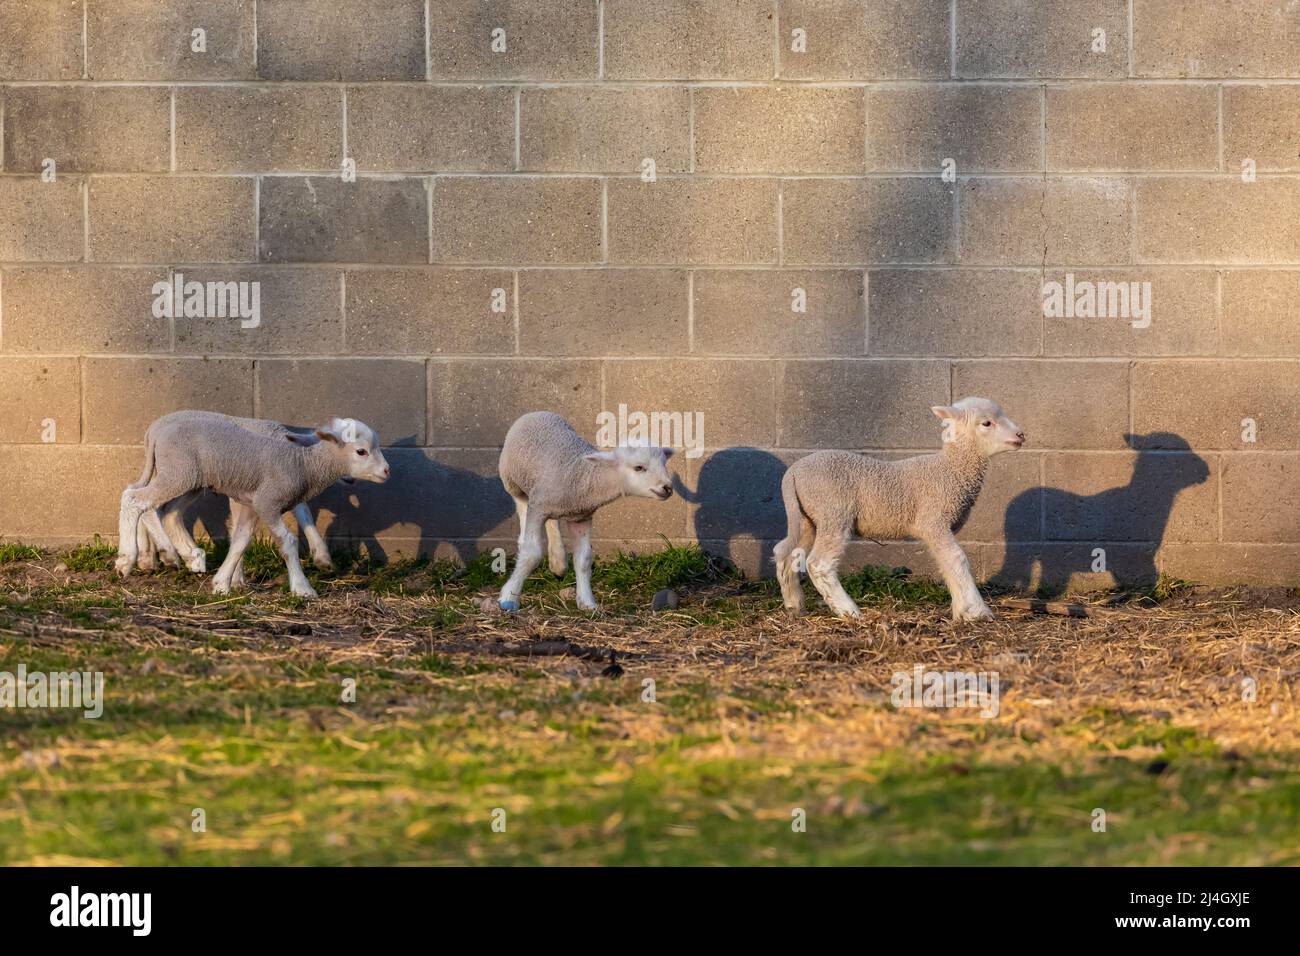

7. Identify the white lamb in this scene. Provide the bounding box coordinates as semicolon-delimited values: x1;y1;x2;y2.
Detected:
497;411;675;612
131;411;346;575
116;416;389;598
773;397;1025;621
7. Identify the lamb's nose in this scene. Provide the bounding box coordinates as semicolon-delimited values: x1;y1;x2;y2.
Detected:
1016;430;1027;441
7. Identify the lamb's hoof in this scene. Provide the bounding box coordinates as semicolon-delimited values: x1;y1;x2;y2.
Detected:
290;585;318;600
212;580;231;595
577;598;599;612
835;608;864;620
186;551;206;574
136;555;157;572
159;552;181;569
498;598;520;612
783;606;805;618
312;556;335;572
114;556;133;579
548;561;567;577
955;605;994;622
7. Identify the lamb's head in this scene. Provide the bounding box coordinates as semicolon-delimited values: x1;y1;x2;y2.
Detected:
314;417;391;483
584;445;675;500
932;397;1025;457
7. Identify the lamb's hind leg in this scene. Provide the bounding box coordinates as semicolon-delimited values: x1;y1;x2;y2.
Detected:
806;525;862;619
139;508;175;571
161;492;206;572
545;519;567;576
922;525;990;621
500;506;546;611
135;520;157;571
116;483;179;578
212;501;256;594
564;518;596;611
773;516;814;614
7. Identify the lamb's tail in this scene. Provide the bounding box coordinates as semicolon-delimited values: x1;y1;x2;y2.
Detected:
773;468;808;614
128;426;159;490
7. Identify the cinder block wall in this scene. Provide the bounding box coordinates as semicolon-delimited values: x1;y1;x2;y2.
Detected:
2;1;1298;588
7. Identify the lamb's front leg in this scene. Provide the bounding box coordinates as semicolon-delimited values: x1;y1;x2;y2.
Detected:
922;526;990;621
256;500;317;599
293;502;333;571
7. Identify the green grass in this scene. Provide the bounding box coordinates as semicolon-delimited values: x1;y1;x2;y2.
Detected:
3;547;1298;865
2;625;1295;865
1133;572;1198;604
0;542;43;564
61;535;118;573
841;564;951;607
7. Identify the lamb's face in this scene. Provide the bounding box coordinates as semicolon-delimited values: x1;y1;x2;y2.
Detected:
588;446;675;499
933;397;1026;457
317;418;391;483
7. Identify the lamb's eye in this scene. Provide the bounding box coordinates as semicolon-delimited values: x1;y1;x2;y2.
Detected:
357;448;368;456
634;465;646;472
981;420;992;427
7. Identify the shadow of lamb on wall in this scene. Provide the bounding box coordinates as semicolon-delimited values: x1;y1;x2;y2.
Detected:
992;432;1210;595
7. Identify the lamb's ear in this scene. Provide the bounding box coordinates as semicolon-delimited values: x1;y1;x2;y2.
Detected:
583;449;619;463
659;447;675;460
931;405;959;421
315;427;342;444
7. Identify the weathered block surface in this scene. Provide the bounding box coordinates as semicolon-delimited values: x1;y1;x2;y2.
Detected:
0;2;1295;585
694;88;866;174
0;179;84;262
4;88;171;173
1133;0;1300;77
259;178;429;264
779;360;950;448
608;179;778;265
1;268;169;353
348;87;514;172
257;359;428;445
431;178;602;264
176;87;342;173
257;0;424;80
692;270;865;356
956;0;1129;78
346;269;513;356
953;360;1130;449
87;0;256;80
90;178;256;263
520;87;690;174
959;178;1131;265
83;358;254;443
0;1;84;79
0;358;81;443
518;270;688;356
428;359;602;446
777;0;951;79
428;0;599;80
868;269;1041;356
866;86;1042;172
1045;85;1219;171
783;179;954;264
603;0;773;79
